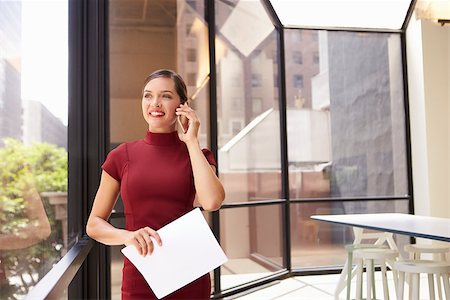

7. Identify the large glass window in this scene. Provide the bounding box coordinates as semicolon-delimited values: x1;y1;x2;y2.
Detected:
215;0;285;291
0;1;69;298
220;204;284;289
285;29;409;269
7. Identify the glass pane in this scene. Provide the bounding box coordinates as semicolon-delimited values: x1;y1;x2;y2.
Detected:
220;205;284;290
0;1;69;299
285;29;408;199
270;0;412;30
109;0;210;147
176;0;210;148
216;0;282;204
290;200;410;269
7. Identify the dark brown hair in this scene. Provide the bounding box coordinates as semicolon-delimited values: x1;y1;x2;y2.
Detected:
143;69;188;104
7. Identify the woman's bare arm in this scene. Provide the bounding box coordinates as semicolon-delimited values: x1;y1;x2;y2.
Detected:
86;171;161;256
0;186;51;250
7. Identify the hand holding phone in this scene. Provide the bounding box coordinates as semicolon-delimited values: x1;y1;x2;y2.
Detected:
177;102;190;134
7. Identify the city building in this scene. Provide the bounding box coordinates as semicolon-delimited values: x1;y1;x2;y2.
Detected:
23;100;67;149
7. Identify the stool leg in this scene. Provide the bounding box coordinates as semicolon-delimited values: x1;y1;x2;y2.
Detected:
336;259;349;300
366;259;373;300
428;274;435;300
408;271;413;300
381;260;389;300
347;252;353;300
411;273;420;300
388;259;398;296
356;259;363;300
436;274;443;300
442;273;450;300
397;271;405;300
371;259;376;300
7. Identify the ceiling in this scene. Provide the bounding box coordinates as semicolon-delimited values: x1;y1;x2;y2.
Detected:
109;0;177;27
109;0;419;30
269;0;414;30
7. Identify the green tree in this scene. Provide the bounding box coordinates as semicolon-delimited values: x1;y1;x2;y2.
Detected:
0;139;67;299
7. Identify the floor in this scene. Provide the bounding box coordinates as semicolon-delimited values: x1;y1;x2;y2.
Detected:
113;263;435;300
230;272;434;300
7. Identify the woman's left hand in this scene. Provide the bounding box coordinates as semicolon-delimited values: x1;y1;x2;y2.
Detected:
176;102;200;143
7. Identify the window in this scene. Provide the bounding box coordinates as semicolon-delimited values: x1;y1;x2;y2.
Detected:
293;74;304;88
230;120;243;135
293;51;303;64
231;97;242;110
252;97;263;114
186;72;197;86
215;0;283;290
187;48;196;62
313;51;320;64
0;1;69;298
251;73;262;87
284;29;409;270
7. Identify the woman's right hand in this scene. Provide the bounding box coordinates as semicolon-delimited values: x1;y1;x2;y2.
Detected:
124;227;162;256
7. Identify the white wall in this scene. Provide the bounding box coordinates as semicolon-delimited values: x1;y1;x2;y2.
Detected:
406;19;450;218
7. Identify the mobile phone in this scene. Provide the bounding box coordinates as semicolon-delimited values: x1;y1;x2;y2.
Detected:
178;115;188;133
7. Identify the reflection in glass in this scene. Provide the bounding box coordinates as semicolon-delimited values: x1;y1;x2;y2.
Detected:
216;0;282;204
0;1;68;298
285;29;408;200
215;1;285;290
177;0;210;148
220;205;284;290
290;200;410;269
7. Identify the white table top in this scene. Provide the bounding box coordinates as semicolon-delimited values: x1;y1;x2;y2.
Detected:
311;213;450;243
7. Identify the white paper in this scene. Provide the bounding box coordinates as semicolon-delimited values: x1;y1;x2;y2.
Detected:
121;208;228;299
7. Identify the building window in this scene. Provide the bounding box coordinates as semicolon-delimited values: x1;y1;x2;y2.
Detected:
313;51;320;64
186;72;196;86
252;97;263;114
187;48;196;62
251;73;262;87
293;74;304;88
293;51;303;64
232;97;242;110
231;120;243;135
186;23;192;35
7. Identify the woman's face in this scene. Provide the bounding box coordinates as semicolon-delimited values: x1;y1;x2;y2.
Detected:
142;77;181;133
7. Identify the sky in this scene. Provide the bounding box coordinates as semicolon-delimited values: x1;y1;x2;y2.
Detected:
21;0;68;125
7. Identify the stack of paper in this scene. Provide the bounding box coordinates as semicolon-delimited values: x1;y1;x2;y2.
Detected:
121;208;228;299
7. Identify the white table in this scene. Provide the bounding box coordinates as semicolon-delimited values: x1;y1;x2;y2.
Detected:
311;213;450;243
311;213;450;299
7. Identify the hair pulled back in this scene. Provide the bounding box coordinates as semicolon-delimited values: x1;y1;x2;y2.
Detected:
143;69;188;104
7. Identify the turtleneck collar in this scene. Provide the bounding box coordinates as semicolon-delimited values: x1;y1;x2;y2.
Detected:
143;130;180;146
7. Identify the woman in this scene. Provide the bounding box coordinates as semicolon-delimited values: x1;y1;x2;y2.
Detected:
86;69;225;299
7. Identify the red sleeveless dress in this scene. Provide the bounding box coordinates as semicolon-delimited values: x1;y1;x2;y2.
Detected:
102;131;215;299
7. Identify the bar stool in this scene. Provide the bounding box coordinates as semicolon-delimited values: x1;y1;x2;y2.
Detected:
334;228;399;300
353;247;399;300
404;243;449;260
395;259;450;300
404;243;450;299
